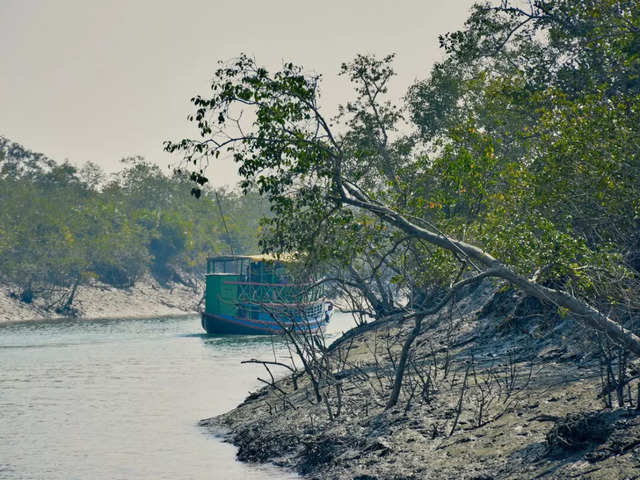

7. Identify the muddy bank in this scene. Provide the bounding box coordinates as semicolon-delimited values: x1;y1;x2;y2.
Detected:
202;282;640;479
0;276;200;324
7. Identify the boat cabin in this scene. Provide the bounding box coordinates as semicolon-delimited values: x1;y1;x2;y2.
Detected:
201;254;329;334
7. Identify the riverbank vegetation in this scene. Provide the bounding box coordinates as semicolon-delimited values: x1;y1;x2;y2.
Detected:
206;281;640;479
0;137;268;315
170;1;640;477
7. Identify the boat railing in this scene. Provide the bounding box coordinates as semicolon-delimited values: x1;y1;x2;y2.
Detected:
213;289;326;326
222;279;321;304
236;300;325;319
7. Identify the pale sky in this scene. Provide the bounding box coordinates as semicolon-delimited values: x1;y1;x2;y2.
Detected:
1;0;476;187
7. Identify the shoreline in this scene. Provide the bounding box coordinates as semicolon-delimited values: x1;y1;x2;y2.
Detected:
0;275;201;325
204;284;640;479
0;312;198;328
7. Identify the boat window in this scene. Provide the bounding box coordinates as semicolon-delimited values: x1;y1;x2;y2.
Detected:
215;261;234;274
208;258;249;275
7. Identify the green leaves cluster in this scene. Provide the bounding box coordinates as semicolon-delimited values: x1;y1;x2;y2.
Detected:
168;1;640;323
0;139;268;308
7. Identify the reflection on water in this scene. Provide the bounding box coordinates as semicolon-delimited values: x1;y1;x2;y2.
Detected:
0;314;364;480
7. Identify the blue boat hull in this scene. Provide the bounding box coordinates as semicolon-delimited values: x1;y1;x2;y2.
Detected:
200;309;329;335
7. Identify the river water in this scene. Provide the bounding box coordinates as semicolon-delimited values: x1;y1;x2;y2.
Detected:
0;313;354;479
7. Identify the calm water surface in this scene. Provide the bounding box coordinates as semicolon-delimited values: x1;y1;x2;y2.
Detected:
0;314;354;479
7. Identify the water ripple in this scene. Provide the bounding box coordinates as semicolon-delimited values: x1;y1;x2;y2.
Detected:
0;315;300;479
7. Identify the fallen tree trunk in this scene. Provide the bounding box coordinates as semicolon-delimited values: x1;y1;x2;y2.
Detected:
341;185;640;357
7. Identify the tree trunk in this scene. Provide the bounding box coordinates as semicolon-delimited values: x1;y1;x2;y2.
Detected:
385;272;491;409
61;275;81;313
342;190;640;357
386;315;424;410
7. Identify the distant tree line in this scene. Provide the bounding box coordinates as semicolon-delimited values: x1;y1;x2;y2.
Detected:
0;137;268;313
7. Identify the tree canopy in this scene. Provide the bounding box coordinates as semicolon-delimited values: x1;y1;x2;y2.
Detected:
0;138;269;311
166;0;640;354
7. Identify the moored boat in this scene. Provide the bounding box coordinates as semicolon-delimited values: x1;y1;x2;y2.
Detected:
201;254;332;335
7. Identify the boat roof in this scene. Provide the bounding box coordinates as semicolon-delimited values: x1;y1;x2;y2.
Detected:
207;254;295;263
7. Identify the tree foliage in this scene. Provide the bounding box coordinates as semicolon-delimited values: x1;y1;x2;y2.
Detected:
166;0;640;355
0;138;268;310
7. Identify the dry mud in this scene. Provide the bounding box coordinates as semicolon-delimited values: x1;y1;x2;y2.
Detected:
203;282;640;479
0;275;200;324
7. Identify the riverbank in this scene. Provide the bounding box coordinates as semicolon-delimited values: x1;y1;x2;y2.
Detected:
203;281;640;479
0;276;200;324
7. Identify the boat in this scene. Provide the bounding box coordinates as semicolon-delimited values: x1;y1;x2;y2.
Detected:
201;254;333;335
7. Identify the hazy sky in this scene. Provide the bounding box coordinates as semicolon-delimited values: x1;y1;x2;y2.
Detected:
1;0;476;187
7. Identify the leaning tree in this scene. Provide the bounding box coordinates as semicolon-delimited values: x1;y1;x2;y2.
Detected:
165;2;640;357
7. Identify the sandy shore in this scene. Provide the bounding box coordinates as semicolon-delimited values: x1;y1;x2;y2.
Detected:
0;276;200;324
